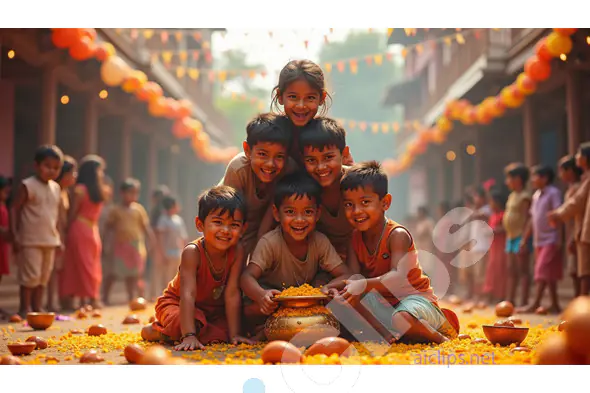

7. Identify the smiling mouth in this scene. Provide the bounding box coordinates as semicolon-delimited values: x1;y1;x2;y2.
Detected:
216;236;232;242
292;112;309;121
354;217;369;224
290;226;308;235
260;168;276;176
317;171;331;179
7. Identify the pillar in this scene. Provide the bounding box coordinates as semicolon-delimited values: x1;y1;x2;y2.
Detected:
84;97;98;154
40;68;57;145
523;99;537;167
168;144;179;196
120;120;132;182
147;134;158;201
0;81;15;176
566;70;582;154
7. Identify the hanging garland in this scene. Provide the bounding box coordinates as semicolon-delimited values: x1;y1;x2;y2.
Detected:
381;28;578;178
49;28;239;164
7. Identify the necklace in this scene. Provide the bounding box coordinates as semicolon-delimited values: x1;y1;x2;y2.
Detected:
366;220;388;257
203;244;228;300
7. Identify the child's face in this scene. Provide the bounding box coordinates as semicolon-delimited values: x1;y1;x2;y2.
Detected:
302;145;347;188
504;175;522;191
575;151;588;170
244;141;288;184
473;193;485;207
167;203;179;215
121;188;139;204
196;208;245;252
103;185;114;202
272;194;319;242
36;157;62;183
278;79;324;127
60;169;78;189
343;186;391;232
531;173;547;190
558;167;573;184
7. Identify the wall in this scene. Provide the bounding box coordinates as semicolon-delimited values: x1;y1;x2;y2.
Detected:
0;81;15;177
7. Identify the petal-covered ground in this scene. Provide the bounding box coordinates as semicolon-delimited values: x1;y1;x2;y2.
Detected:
0;302;566;365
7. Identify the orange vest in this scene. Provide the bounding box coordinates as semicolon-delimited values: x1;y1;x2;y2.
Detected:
351;218;436;306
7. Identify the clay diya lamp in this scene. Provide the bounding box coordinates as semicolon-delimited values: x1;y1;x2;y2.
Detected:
26;312;55;330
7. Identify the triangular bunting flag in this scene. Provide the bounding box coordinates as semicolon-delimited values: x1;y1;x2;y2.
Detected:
143;30;154;40
179;51;188;63
161;31;169;44
176;67;186;79
325;63;332;73
161;51;173;65
188;68;200;81
175;31;183;43
374;54;383;65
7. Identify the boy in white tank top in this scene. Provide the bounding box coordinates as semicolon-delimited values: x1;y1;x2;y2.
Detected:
11;145;63;317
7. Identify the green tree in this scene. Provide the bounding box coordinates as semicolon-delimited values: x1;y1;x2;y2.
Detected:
214;49;269;145
319;31;404;163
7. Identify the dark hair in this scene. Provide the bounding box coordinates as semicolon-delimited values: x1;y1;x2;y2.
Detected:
56;155;77;184
340;160;388;199
504;162;530;184
578;142;590;163
162;195;177;211
34;144;63;164
473;186;487;199
532;165;555;184
273;171;322;208
299;117;347;154
0;175;9;190
271;60;332;116
489;189;507;209
153;185;170;200
559;155;583;179
77;154;105;203
245;112;291;149
121;177;141;192
197;185;247;223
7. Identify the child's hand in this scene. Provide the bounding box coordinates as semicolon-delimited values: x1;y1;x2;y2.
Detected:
231;335;255;345
258;289;280;315
321;287;340;298
518;239;529;256
174;335;204;351
341;279;366;306
547;211;559;228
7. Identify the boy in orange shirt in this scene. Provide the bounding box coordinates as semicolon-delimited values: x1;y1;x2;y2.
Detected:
337;161;459;344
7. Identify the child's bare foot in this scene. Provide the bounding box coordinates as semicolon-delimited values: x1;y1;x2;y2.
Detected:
141;323;165;342
516;304;539;314
548;305;561;315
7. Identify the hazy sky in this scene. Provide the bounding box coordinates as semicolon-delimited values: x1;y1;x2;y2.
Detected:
212;28;386;92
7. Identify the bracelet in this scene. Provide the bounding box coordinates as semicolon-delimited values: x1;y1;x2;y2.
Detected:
180;332;197;341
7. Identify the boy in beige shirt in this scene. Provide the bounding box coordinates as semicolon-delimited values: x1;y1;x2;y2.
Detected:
11;145;64;317
219;113;295;259
240;172;351;335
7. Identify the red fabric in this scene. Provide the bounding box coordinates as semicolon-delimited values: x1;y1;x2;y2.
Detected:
483;212;507;299
534;244;563;283
152;237;236;344
442;308;460;333
0;204;9;276
59;185;103;298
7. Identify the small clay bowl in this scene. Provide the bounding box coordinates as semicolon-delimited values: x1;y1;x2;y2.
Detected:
482;325;529;346
8;342;37;356
26;312;55;330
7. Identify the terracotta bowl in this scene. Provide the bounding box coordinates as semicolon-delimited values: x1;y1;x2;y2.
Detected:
8;342;37;356
482;325;529;346
26;312;55;330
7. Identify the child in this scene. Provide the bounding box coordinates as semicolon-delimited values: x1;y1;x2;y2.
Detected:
142;185;252;350
60;155;106;310
240;172;351;323
98;176;115;304
466;186;492;301
11;145;63;316
0;176;12;319
219;112;294;258
299;117;354;261
46;156;77;312
557;155;584;297
103;178;154;304
482;190;507;303
154;195;188;295
520;165;562;313
338;161;458;344
271;59;353;166
502;163;532;306
549;142;590;296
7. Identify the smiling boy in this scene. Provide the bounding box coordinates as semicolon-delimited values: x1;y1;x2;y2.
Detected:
219;113;295;258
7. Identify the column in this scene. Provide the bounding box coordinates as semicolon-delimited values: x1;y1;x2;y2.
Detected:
523;99;537;167
168;144;179;196
566;70;582;154
147;133;158;200
40;67;58;145
84;96;98;154
120;120;132;182
0;81;15;176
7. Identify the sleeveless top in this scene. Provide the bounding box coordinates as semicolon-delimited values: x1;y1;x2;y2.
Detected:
19;176;61;247
161;237;237;313
351;218;436;306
